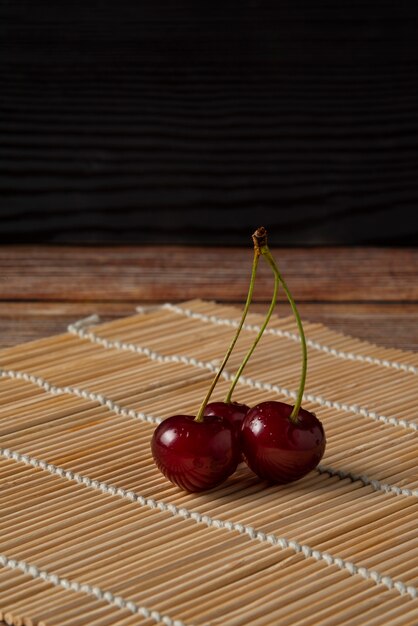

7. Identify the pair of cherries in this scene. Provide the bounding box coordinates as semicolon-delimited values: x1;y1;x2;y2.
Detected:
151;399;325;492
151;227;326;492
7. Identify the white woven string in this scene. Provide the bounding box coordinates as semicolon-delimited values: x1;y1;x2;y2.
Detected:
66;317;418;432
0;368;162;425
0;366;414;498
0;447;416;601
1;312;416;616
1;361;416;502
0;552;187;626
316;464;417;498
162;303;418;376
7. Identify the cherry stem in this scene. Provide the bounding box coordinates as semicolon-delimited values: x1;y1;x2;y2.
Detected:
194;246;260;422
225;269;279;403
260;242;307;422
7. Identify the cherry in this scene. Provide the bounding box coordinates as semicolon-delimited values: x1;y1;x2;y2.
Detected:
204;401;250;460
204;400;250;439
238;229;326;483
151;234;262;492
242;401;326;483
151;414;240;492
151;227;327;492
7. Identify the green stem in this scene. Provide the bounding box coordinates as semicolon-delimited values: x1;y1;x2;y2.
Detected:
225;272;279;403
260;245;307;422
194;248;260;422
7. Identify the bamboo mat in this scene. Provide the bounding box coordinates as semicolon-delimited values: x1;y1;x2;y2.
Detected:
0;299;417;626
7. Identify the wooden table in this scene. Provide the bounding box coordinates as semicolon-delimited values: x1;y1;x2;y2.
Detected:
0;245;417;352
0;245;417;625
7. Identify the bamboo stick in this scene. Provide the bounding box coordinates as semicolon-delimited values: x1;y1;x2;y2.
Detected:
0;300;417;626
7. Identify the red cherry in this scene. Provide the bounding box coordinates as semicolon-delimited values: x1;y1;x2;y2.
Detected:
151;414;240;492
242;401;326;483
204;401;250;458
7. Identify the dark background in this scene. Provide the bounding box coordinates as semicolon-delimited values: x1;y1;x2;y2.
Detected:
1;1;418;245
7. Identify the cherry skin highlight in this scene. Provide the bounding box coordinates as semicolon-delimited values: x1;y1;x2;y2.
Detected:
151;414;240;492
242;401;326;483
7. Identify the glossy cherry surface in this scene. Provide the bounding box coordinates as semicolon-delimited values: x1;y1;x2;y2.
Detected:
151;414;240;492
242;401;326;483
204;401;250;457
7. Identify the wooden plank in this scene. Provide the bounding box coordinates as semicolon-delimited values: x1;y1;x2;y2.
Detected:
1;246;418;302
1;3;418;245
298;302;418;351
0;302;417;351
0;302;134;349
